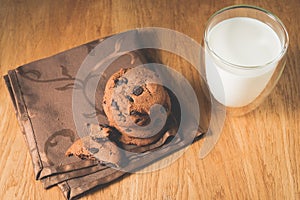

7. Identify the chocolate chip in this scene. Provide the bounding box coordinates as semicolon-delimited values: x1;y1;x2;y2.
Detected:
88;147;99;154
130;110;137;115
135;118;142;124
130;110;147;116
111;100;119;110
92;137;104;143
121;77;128;84
114;77;128;86
132;86;144;96
125;95;134;102
115;80;122;86
134;116;150;126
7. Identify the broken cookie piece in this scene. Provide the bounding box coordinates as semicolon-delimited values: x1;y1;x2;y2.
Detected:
66;124;125;167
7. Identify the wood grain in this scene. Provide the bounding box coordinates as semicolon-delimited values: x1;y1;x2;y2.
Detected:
0;0;299;199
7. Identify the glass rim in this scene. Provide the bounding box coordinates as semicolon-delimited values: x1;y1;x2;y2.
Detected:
204;4;289;70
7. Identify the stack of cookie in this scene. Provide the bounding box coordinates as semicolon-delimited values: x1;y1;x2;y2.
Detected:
66;66;176;168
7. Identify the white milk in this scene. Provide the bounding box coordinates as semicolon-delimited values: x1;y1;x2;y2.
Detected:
205;17;282;107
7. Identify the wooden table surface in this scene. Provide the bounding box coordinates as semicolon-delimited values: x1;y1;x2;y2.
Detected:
0;0;299;199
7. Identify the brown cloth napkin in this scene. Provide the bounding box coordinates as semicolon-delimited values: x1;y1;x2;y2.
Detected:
4;34;208;199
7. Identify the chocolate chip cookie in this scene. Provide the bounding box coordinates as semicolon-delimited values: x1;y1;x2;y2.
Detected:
102;67;171;146
66;124;123;167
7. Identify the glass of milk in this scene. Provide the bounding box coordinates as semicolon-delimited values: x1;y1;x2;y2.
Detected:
204;5;289;115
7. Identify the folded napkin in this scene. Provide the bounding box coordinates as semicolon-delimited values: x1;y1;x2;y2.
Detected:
4;34;208;199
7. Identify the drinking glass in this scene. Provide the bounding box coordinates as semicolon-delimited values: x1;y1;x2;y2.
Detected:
204;5;289;116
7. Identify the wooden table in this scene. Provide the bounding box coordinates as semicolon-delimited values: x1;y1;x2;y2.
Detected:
0;0;299;199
